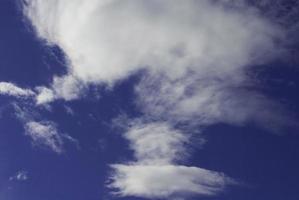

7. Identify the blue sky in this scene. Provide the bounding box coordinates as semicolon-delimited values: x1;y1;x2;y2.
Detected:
0;0;299;200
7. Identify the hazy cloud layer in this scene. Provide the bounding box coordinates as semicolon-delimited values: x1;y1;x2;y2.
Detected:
135;73;297;133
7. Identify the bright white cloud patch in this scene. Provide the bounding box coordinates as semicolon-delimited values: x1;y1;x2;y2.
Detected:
0;82;35;98
25;121;64;153
110;164;233;198
35;75;83;104
24;0;281;100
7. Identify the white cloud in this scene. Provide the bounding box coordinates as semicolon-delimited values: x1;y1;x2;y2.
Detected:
22;0;293;130
124;122;188;165
9;170;28;181
110;164;234;198
23;0;281;92
110;122;234;198
35;75;83;104
25;121;64;153
35;86;55;104
0;82;35;98
51;75;84;101
22;0;296;198
135;74;297;133
12;103;79;153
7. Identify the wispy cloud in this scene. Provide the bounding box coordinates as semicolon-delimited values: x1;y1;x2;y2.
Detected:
25;121;65;153
0;82;35;98
9;171;28;181
135;73;297;133
12;103;78;153
109;122;235;198
24;120;80;153
35;76;83;104
122;122;188;165
22;0;298;198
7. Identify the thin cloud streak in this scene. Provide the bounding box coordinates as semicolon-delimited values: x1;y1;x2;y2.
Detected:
0;82;35;98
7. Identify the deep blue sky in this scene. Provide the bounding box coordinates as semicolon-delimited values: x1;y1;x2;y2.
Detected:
0;0;299;200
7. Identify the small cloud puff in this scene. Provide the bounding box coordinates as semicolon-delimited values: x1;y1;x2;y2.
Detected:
9;171;29;181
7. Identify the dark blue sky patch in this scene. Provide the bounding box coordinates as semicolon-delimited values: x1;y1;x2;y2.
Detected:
0;0;67;87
